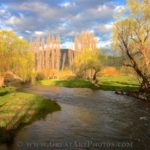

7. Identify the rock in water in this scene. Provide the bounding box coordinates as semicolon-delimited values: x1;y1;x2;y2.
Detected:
139;116;147;120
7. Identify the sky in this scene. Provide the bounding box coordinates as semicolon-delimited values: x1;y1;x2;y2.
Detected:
0;0;126;50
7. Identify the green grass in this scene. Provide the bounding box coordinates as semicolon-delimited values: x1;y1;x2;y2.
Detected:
38;79;98;89
38;75;140;92
98;75;140;91
0;89;61;143
0;86;16;96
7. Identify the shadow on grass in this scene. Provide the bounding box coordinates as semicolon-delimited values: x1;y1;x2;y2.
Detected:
99;82;139;92
97;76;140;92
0;93;61;145
38;77;139;92
54;80;97;88
0;87;16;96
115;81;139;86
54;79;139;91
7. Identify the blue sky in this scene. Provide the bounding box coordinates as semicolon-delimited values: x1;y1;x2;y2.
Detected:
0;0;126;49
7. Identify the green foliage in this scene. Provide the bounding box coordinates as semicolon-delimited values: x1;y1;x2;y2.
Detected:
0;30;34;82
71;49;101;79
0;90;60;143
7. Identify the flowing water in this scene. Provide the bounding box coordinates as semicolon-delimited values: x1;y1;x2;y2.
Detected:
0;85;150;150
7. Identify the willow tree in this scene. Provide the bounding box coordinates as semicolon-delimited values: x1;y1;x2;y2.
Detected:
113;0;150;92
0;30;34;81
72;32;101;82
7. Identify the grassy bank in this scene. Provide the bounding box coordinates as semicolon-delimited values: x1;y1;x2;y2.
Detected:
38;79;98;89
0;87;16;96
0;87;61;144
98;76;139;91
38;75;140;92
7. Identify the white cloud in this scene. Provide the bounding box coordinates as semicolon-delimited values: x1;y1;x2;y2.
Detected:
19;36;24;39
16;2;66;20
104;23;113;30
114;5;126;13
0;9;6;14
0;0;121;51
60;2;71;8
25;30;31;34
95;22;113;33
6;16;22;25
34;31;44;35
96;36;100;42
98;40;111;48
61;41;74;50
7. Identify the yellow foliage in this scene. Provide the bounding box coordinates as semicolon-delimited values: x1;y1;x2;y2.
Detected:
100;67;119;77
58;70;75;80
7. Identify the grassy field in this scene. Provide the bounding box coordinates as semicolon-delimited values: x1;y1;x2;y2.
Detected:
38;75;140;91
38;79;98;89
0;87;60;143
0;87;16;96
98;75;139;91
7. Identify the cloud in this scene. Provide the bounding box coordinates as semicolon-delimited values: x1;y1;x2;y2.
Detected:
61;41;74;49
25;30;31;34
114;5;126;13
5;16;22;25
34;31;44;36
59;2;75;8
95;22;113;33
74;0;113;9
0;0;126;49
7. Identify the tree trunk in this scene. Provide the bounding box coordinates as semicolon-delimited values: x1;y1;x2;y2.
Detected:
92;72;97;81
92;69;98;83
122;39;150;92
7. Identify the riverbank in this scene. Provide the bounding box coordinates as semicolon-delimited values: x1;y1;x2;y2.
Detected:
38;75;139;92
38;79;98;89
0;87;61;144
98;76;139;91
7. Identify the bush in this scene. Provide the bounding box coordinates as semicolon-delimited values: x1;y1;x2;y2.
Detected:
58;70;75;80
36;72;46;81
100;67;119;77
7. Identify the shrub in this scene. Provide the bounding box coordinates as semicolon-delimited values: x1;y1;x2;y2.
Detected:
100;67;119;77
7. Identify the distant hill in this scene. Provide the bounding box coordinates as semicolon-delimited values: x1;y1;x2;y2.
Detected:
101;48;113;56
60;49;123;69
60;49;75;69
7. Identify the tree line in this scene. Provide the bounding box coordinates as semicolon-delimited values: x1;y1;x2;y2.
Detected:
0;30;102;83
29;32;101;82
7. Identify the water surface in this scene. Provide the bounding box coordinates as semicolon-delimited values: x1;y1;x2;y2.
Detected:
0;86;150;150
